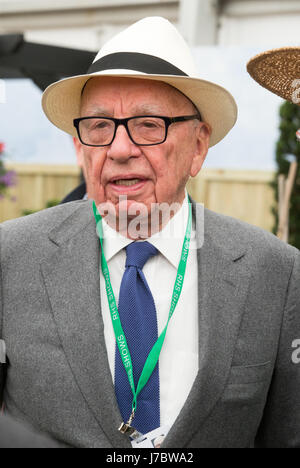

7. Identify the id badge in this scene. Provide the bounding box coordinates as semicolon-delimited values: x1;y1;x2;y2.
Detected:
131;425;170;448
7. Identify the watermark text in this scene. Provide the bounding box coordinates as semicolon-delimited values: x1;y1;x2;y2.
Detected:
291;339;300;364
95;196;204;248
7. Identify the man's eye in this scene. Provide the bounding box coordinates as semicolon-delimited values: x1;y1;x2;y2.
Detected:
94;121;110;129
87;120;112;132
141;120;160;128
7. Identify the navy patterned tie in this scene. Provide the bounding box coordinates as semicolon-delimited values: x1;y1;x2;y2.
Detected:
115;241;160;434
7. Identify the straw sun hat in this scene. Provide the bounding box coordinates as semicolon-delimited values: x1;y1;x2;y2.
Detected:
247;47;300;104
42;17;237;148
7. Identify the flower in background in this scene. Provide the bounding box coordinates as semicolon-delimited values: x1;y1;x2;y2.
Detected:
0;170;16;187
0;141;17;198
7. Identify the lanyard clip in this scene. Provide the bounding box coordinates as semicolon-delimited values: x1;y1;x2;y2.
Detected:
118;410;142;440
128;409;135;426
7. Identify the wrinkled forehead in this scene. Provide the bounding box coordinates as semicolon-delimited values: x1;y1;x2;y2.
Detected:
80;76;198;115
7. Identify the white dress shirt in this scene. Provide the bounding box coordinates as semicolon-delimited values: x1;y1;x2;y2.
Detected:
99;193;198;429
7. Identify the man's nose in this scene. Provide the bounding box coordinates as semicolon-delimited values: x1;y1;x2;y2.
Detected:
106;124;141;162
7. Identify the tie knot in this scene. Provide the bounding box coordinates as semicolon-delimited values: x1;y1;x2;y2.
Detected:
125;241;158;269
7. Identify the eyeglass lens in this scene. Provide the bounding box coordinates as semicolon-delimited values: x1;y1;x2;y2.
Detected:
78;117;166;146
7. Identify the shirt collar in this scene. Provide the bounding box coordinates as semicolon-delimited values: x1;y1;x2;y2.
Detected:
149;193;190;268
101;192;190;268
101;217;132;262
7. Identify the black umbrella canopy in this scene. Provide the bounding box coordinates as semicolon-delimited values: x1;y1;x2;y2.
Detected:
0;34;96;91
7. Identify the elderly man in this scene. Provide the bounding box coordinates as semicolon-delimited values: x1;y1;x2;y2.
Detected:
0;17;299;448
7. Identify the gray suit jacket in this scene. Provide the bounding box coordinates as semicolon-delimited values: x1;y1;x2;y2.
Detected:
0;199;299;448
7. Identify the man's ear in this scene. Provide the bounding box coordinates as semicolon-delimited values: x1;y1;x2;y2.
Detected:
73;137;84;168
190;122;211;177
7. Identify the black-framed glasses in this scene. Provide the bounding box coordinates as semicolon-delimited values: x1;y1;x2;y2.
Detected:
73;114;201;147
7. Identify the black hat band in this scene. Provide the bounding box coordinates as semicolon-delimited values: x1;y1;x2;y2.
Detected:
87;52;188;77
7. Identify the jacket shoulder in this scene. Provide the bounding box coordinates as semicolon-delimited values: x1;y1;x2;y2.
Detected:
203;207;299;261
0;200;91;254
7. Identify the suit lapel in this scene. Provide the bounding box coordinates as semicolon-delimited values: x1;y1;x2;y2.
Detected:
40;201;131;448
163;202;251;448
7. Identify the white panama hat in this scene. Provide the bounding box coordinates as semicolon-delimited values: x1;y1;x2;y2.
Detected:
42;16;237;147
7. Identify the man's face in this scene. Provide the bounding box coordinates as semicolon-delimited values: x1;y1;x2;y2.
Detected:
75;76;210;228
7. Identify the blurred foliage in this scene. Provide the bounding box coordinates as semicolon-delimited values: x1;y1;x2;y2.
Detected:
22;199;60;216
271;101;300;249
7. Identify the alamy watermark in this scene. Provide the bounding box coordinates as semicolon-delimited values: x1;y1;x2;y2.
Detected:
291;339;300;364
0;339;6;363
0;80;6;104
291;79;300;105
95;196;204;248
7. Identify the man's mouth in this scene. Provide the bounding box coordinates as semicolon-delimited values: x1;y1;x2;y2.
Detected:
113;178;143;186
108;176;149;193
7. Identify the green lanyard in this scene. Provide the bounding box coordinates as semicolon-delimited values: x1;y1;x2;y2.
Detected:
92;200;192;420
